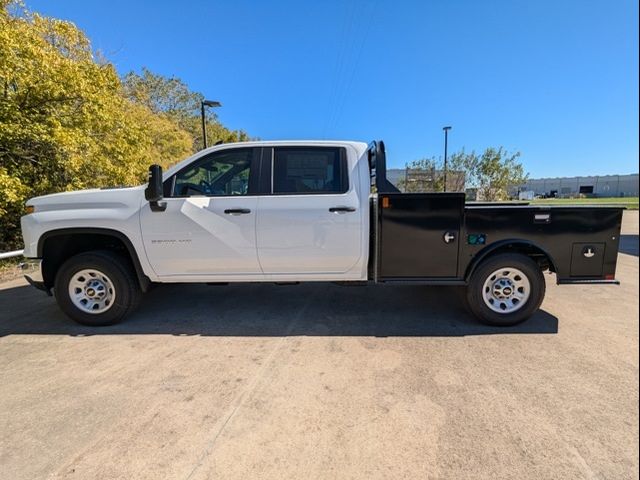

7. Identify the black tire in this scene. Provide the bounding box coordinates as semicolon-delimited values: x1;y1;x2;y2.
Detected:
53;250;142;326
466;253;545;326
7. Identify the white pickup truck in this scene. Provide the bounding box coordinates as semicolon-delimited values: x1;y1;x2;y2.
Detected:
20;140;623;327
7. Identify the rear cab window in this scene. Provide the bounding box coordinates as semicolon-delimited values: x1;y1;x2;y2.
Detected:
272;147;348;195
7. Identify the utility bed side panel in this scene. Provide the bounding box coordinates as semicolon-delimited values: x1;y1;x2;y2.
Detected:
460;206;624;281
376;192;624;283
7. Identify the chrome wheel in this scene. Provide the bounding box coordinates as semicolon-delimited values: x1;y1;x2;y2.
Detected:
68;269;116;314
482;267;530;314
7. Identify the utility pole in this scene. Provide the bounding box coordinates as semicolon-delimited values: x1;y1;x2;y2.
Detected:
200;100;222;149
442;126;452;192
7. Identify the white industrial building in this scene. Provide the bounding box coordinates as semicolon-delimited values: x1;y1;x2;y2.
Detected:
514;174;638;198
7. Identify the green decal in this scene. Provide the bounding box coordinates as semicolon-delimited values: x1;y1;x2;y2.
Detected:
468;234;487;245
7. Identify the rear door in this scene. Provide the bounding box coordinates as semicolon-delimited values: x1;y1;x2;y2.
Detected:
256;146;362;275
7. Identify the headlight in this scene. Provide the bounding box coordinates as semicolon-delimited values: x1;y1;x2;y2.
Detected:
25;205;35;214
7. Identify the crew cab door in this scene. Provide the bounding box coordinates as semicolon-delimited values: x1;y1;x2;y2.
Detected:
140;147;262;277
256;146;363;275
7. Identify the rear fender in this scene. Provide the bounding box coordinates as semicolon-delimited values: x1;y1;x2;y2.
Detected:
464;239;558;281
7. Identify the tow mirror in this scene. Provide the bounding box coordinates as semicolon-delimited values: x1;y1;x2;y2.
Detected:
144;164;167;212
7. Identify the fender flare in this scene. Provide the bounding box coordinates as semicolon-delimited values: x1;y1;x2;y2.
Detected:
464;239;558;281
37;227;150;292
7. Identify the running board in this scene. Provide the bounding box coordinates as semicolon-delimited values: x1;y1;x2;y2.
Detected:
558;279;620;285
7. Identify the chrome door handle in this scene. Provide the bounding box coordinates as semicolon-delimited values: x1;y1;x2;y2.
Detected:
224;208;251;215
329;207;356;214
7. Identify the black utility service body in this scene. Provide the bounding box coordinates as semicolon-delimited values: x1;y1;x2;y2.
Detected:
367;141;623;285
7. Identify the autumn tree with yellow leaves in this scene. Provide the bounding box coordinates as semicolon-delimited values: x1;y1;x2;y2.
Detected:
0;0;247;250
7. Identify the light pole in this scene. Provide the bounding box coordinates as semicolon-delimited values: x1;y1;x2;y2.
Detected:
442;126;452;192
201;100;222;149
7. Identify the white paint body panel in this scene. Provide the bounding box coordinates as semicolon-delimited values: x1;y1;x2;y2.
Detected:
256;193;361;274
21;141;371;284
20;186;158;279
256;144;364;276
139;196;260;276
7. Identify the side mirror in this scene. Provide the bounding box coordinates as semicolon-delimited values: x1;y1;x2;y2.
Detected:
144;164;167;212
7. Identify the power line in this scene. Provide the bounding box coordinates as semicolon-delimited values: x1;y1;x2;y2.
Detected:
330;0;379;133
323;0;359;138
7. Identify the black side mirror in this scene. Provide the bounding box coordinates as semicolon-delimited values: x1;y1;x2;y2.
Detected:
144;164;167;212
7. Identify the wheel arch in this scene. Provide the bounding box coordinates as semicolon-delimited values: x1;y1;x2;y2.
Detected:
464;239;558;281
37;228;150;292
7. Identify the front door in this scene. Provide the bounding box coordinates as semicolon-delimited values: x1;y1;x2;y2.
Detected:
140;147;262;277
256;146;362;275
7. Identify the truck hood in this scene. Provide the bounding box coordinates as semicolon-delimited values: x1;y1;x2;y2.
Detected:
26;186;145;212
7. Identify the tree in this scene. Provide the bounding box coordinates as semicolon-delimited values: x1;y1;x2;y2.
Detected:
1;0;253;250
123;69;251;151
474;148;528;201
0;1;202;250
399;150;476;193
398;148;527;201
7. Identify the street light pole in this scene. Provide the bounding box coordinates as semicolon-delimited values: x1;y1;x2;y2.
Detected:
200;102;207;149
200;100;222;149
442;126;452;192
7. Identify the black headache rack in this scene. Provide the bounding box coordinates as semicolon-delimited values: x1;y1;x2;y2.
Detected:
367;140;400;194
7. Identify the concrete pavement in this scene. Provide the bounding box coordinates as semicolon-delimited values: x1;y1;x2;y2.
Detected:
0;212;638;480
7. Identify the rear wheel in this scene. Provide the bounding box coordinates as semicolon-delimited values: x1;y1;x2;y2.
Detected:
54;250;142;326
466;253;545;326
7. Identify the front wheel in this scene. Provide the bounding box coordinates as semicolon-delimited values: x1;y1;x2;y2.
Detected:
54;250;142;326
466;253;546;326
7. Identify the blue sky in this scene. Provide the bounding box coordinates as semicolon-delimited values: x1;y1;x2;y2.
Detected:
27;0;639;177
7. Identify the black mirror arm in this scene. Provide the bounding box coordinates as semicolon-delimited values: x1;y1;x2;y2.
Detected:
145;164;166;212
149;200;167;212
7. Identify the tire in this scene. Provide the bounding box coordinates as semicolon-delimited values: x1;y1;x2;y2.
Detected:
466;253;545;326
53;250;142;326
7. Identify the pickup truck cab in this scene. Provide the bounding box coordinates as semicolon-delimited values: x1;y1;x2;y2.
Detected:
20;140;624;327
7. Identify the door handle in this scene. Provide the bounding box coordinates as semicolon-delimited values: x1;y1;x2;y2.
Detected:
224;208;251;215
329;207;356;214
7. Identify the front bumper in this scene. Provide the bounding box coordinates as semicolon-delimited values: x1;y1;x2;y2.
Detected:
20;259;50;294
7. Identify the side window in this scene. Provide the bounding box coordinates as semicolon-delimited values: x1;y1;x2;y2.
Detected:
272;147;348;194
172;149;254;197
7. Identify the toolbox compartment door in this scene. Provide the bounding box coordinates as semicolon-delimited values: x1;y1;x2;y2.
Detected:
378;193;464;278
570;242;605;277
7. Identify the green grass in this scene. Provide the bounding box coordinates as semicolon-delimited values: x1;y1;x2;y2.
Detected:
529;197;639;210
